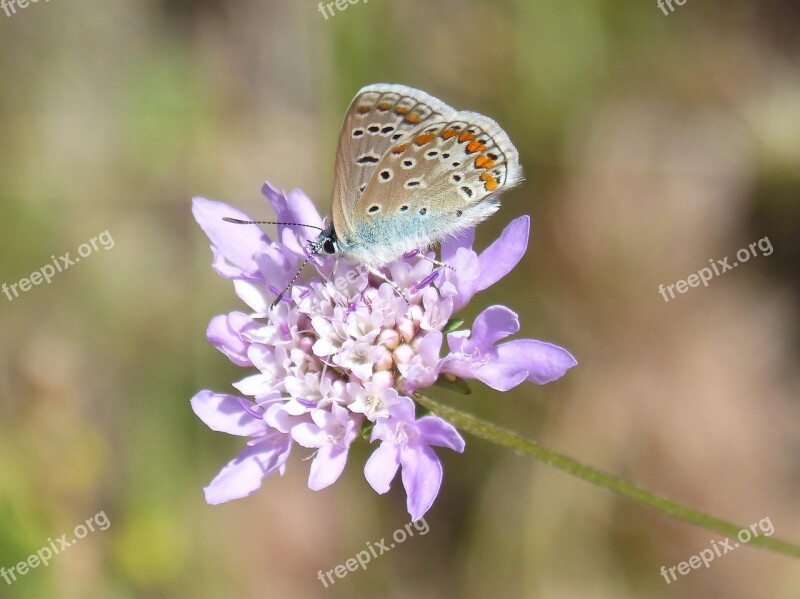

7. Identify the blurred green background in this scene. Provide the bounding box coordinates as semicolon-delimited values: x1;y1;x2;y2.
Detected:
1;0;800;597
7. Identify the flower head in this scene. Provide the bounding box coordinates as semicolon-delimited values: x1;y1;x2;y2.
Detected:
191;182;576;519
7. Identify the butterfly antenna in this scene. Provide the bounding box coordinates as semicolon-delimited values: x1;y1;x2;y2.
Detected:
270;255;313;310
223;217;324;232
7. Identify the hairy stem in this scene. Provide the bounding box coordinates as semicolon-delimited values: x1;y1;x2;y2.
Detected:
414;392;800;559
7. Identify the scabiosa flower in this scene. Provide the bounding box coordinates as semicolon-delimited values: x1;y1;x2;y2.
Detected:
191;182;577;520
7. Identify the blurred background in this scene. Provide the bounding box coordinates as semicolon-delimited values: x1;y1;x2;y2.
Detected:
1;0;799;597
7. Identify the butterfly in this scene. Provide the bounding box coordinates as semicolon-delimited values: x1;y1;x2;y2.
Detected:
226;83;522;304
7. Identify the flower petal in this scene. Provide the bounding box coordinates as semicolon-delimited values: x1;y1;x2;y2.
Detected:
192;197;269;277
495;339;577;384
414;416;466;453
400;445;443;521
397;330;443;393
364;442;400;494
308;444;348;491
290;422;328;448
206;312;254;367
261;183;324;258
262;183;324;231
190;390;266;436
440;248;481;312
203;433;291;504
468;305;520;352
472;363;529;392
233;372;278;397
476;216;530;292
471;339;577;390
234;279;271;314
440;227;475;263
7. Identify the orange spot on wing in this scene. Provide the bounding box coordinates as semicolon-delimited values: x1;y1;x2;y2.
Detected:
440;128;459;139
466;140;487;154
357;105;372;114
480;172;499;191
474;155;495;169
458;131;477;143
392;143;408;154
405;112;422;124
377;102;393;111
414;133;436;145
394;106;411;115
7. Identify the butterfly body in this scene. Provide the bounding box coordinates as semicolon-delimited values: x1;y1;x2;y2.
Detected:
323;83;522;267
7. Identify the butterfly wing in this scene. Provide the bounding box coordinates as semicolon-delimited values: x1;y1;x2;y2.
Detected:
342;110;523;265
330;84;458;238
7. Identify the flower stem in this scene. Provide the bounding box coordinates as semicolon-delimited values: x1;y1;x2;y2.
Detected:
413;393;800;559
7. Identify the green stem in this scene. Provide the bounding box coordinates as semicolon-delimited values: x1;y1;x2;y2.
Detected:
414;392;800;559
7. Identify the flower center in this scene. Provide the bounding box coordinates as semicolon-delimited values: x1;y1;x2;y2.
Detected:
365;393;383;417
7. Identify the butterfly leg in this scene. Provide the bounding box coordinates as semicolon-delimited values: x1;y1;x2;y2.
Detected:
364;265;409;303
419;254;455;271
404;249;455;271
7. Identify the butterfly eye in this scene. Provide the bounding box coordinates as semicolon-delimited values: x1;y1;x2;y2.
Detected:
322;239;336;254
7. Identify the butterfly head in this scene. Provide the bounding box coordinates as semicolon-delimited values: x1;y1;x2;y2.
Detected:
308;224;340;257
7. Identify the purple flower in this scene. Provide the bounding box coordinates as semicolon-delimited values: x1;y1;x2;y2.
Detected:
190;391;292;504
206;311;259;367
291;405;362;490
441;306;577;391
191;182;576;519
365;395;464;521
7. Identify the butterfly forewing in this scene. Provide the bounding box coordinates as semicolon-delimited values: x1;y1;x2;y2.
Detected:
330;84;458;237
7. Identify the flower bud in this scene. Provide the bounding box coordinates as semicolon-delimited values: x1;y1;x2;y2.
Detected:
378;328;401;350
397;318;418;343
393;343;415;365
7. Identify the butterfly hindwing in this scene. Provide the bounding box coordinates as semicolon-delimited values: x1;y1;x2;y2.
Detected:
342;110;522;263
330;84;457;237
